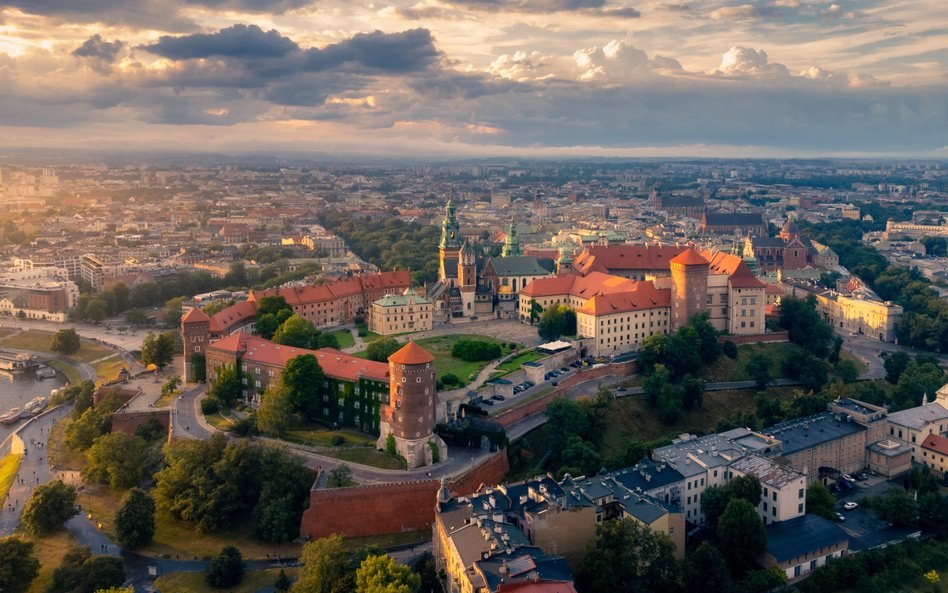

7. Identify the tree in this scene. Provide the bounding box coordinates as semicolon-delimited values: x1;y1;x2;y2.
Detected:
366;338;401;363
207;364;244;408
873;488;919;526
282;354;325;420
292;534;351;593
451;339;502;362
273;315;319;349
258;380;297;437
50;328;81;355
778;295;833;357
528;299;542;324
884;351;912;384
683;542;730;593
115;488;155;550
689;310;721;364
0;536;40;593
162;375;181;396
22;480;78;535
327;464;355;488
48;547;124;593
110;282;131;312
355;554;421;593
637;333;672;375
140;331;175;370
717;499;767;573
412;551;441;593
545;398;590;455
578;518;680;593
728;475;762;507
918;493;948;540
83;433;156;489
125;308;149;327
561;434;601;477
86;300;107;323
275;569;292;592
755;391;783;427
206;546;245;588
836;359;860;382
701;475;761;528
537;304;567;341
745;354;772;390
806;483;837;520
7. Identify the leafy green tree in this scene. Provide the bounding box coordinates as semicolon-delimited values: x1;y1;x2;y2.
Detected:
275;569;292;592
205;546;245;588
722;340;738;359
162;375;181;396
292;534;351;593
891;359;945;410
806;483;837;520
884;351;911;384
528;299;542;324
48;549;124;593
730;568;787;593
51;328;81;355
909;464;940;496
412;551;441;593
282;354;325;420
327;464;355;488
683;542;730;593
873;488;919;526
355;554;421;593
0;536;40;593
778;295;834;357
835;359;860;382
637;333;671;375
140;331;176;370
746;354;772;390
680;374;704;410
163;296;186;327
115;488;155;550
537;304;567;341
22;480;78;536
544;398;590;454
689;310;721;364
366;338;401;362
125;308;149;327
83;433;157;489
451;339;502;362
701;475;761;528
273;314;319;349
130;282;162;308
578;518;680;593
109;282;131;312
918;493;948;540
561;434;601;477
717;498;767;574
85;300;107;323
208;364;244;408
755;391;783;427
258;380;297;437
255;296;294;340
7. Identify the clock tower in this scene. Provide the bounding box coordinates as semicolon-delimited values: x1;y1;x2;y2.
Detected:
438;199;462;286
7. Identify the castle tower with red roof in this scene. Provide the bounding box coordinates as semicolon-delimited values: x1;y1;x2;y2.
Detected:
181;307;211;381
377;342;448;469
670;247;709;330
458;240;477;316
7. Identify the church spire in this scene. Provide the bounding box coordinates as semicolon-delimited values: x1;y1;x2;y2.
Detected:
440;198;461;250
501;218;522;257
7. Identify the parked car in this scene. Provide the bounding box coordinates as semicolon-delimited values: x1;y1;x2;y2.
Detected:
842;474;856;483
843;501;859;510
560;367;569;372
523;381;535;387
481;399;494;406
835;512;846;521
492;395;505;401
551;381;558;386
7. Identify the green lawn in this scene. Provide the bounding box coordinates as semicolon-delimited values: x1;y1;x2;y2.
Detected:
153;389;180;408
157;568;300;593
840;350;869;375
496;349;545;373
0;453;22;503
91;355;128;382
320;447;406;470
77;483;301;560
47;416;85;471
392;334;509;386
703;342;805;382
0;330;116;363
26;531;80;593
204;412;234;431
47;359;81;385
329;330;355;349
286;426;376;447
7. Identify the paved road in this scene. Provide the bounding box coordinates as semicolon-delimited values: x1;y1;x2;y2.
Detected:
0;318;148;352
0;405;71;536
172;385;214;440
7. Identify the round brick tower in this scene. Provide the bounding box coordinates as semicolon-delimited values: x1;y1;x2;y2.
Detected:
377;342;448;469
670;247;709;330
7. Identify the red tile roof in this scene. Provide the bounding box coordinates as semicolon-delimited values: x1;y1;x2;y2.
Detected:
701;249;766;289
572;244;687;275
209;300;257;334
388;341;435;365
520;271;638;299
181;307;210;323
249;271;412;306
670;247;709;266
922;433;948;457
575;282;671;316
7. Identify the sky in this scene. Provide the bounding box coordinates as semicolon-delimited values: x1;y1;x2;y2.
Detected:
1;0;947;157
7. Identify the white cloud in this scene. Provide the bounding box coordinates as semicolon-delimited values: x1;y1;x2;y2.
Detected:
716;46;789;77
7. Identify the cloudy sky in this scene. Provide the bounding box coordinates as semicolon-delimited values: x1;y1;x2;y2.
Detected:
1;0;946;157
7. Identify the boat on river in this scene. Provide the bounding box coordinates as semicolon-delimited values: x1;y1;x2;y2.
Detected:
0;407;22;424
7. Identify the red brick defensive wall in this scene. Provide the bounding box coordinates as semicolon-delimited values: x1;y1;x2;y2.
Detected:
111;410;171;439
299;447;510;539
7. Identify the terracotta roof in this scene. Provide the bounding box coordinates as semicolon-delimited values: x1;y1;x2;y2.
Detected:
922;433;948;457
249;271;412;306
700;249;766;289
575;283;671;316
670;247;709;266
388;341;435;365
209;300;257;334
520;271;638;299
572;244;687;275
213;334;389;382
181;307;210;323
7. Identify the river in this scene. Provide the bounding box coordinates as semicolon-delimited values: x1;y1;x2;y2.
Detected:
0;370;67;443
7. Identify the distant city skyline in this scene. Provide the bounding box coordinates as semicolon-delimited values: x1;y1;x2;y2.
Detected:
1;0;947;156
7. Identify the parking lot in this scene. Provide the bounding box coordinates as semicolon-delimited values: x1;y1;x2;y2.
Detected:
830;471;921;548
475;360;587;412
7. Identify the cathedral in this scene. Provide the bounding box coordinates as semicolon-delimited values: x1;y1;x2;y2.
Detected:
426;200;557;320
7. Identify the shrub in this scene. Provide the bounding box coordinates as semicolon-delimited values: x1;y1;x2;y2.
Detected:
441;373;461;387
201;398;221;415
451;339;501;362
722;341;738;359
330;435;346;446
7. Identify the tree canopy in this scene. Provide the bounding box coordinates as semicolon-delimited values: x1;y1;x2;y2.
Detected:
0;537;39;593
115;488;156;551
578;517;680;593
22;480;78;536
50;328;81;355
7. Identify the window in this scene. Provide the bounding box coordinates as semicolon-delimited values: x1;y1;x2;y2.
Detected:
798;503;804;513
798;488;804;498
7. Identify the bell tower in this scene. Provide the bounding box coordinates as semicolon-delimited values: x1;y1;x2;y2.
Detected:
501;219;522;257
458;240;477;316
438;199;462;286
181;307;211;382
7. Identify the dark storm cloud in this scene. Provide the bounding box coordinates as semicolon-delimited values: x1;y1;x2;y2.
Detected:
1;0;196;29
142;24;299;59
303;29;441;72
72;35;125;61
